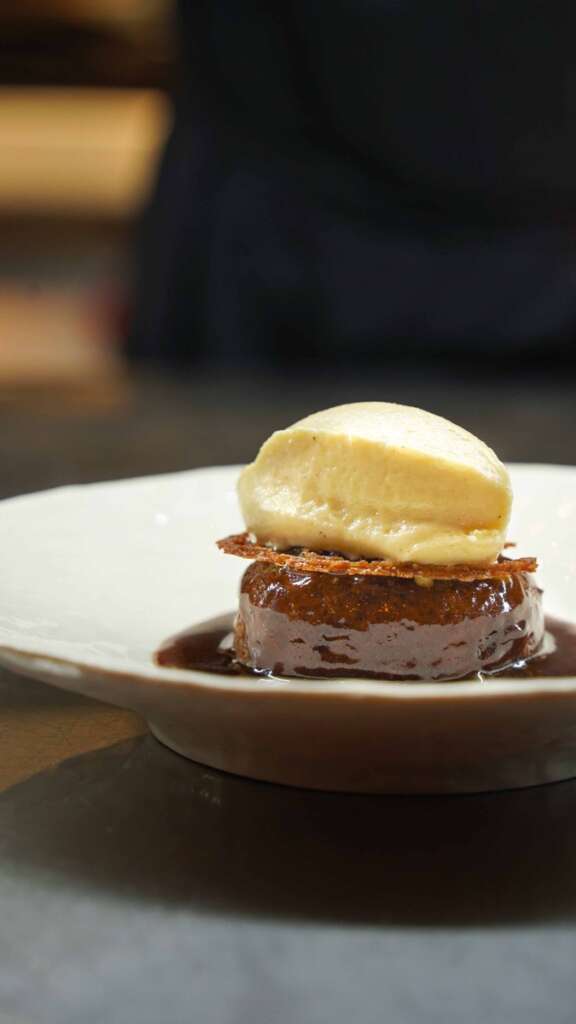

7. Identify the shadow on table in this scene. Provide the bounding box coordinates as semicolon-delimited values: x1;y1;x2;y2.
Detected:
2;733;576;926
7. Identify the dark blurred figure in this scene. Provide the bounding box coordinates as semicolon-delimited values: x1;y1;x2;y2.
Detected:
128;1;576;368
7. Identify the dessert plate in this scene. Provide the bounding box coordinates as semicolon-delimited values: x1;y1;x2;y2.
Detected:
1;465;575;794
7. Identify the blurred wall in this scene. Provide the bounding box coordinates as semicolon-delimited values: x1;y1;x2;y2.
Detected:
0;1;171;406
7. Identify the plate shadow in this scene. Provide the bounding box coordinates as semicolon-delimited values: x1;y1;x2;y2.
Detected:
2;734;576;926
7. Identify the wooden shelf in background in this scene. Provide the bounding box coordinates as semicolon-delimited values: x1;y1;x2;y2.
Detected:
0;286;129;410
0;87;168;218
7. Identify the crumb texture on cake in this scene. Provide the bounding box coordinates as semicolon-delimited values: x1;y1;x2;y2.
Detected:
234;561;545;681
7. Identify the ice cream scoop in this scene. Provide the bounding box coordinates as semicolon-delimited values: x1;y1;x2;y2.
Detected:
237;403;512;565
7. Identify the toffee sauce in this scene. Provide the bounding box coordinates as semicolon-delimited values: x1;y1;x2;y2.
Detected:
156;614;576;682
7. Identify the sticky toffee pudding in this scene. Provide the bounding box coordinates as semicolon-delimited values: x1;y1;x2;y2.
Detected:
157;404;573;683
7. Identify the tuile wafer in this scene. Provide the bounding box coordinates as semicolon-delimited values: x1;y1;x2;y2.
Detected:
217;533;537;581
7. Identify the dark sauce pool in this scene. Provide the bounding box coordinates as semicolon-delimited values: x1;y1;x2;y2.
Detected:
156;614;576;682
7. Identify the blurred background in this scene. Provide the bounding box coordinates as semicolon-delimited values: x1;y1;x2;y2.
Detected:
1;1;575;501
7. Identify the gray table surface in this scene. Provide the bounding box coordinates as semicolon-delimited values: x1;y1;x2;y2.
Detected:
1;366;575;1024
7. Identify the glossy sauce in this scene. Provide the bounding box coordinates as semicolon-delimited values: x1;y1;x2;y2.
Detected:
234;563;545;681
156;614;576;681
157;614;241;675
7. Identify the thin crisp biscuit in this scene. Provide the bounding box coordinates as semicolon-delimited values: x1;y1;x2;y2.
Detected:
217;533;538;581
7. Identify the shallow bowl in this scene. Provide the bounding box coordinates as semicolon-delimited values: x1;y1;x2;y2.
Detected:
1;465;575;793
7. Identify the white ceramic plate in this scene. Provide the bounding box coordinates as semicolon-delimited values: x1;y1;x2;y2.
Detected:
1;465;575;793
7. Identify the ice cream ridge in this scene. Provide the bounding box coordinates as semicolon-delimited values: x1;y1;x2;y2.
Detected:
218;403;545;681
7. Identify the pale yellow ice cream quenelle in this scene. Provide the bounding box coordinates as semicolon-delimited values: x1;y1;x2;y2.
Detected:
237;403;512;565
